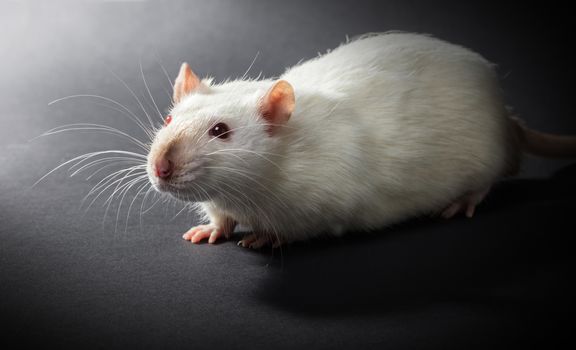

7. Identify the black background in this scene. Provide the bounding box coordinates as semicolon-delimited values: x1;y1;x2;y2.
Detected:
1;1;575;349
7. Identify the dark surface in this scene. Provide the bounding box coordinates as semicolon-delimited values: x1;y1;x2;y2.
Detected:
1;1;575;349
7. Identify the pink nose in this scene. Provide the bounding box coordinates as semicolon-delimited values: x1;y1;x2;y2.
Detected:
155;158;173;179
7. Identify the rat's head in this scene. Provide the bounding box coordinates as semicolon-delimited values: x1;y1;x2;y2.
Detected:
147;63;295;201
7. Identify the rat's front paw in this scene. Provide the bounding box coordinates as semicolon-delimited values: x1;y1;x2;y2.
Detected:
182;224;232;244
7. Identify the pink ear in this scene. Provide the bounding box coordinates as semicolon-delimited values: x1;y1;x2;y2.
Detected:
259;80;295;134
173;63;202;103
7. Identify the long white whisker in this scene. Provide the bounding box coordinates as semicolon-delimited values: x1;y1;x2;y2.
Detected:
241;51;260;80
84;165;146;200
154;58;174;102
139;186;156;229
170;202;190;221
48;94;154;139
207;148;288;159
142;192;163;214
86;162;142;181
106;67;156;130
72;160;141;182
71;157;144;178
104;171;148;208
206;148;287;175
85;100;156;140
114;176;148;233
204;166;290;210
126;182;151;233
70;153;145;179
103;174;148;229
140;59;164;121
83;170;146;214
205;150;250;166
37;123;149;151
32;150;145;188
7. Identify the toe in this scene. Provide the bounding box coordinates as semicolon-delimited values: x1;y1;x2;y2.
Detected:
238;233;258;248
465;203;476;218
183;227;200;240
190;229;213;243
182;225;207;240
442;203;461;219
208;229;223;244
249;237;268;249
272;239;283;249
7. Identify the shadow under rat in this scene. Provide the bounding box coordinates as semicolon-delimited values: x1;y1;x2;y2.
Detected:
252;163;576;327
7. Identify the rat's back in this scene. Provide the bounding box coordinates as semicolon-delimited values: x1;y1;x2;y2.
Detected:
283;32;493;100
277;32;518;236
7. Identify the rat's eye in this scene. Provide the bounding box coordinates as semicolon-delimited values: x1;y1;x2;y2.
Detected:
209;122;231;140
164;115;172;127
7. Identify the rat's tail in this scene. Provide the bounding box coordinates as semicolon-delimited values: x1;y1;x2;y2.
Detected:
513;118;576;158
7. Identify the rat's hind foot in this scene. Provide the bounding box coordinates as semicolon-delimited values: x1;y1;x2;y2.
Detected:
441;187;490;219
238;233;282;249
182;224;232;244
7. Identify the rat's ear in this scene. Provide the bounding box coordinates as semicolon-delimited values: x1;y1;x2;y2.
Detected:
173;63;203;103
259;80;295;134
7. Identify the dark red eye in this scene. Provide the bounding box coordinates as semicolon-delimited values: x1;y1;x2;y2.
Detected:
209;122;230;139
164;115;172;126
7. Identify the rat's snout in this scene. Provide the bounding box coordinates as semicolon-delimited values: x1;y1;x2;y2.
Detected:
154;157;174;179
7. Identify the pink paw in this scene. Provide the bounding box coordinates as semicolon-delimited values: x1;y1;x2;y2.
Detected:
182;224;231;244
238;233;282;249
442;187;490;219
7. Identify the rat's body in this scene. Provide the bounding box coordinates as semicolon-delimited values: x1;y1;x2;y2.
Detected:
147;32;576;248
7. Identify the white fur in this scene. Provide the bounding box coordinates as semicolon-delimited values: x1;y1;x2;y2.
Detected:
148;32;520;242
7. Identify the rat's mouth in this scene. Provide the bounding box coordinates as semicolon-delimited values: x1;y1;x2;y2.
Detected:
147;171;174;192
151;179;172;193
146;158;210;201
148;175;209;202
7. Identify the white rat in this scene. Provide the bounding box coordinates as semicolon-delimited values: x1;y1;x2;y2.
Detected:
147;32;576;248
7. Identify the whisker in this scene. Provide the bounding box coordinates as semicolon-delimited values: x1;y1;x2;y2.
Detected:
72;158;144;178
203;165;289;208
84;162;129;181
125;182;152;233
48;94;154;139
84;100;155;139
70;156;144;182
103;174;148;229
32;150;145;188
83;170;146;214
106;67;157;131
84;165;146;200
104;171;148;208
170;202;190;221
241;51;260;80
140;59;164;121
205;150;249;166
154;58;174;102
142;192;163;214
207;148;288;159
206;148;287;175
139;185;156;230
113;176;148;233
37;123;150;151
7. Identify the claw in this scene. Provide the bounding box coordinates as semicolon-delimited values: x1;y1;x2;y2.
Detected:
238;233;282;249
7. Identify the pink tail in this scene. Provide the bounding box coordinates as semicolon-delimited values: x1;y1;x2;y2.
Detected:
515;121;576;158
